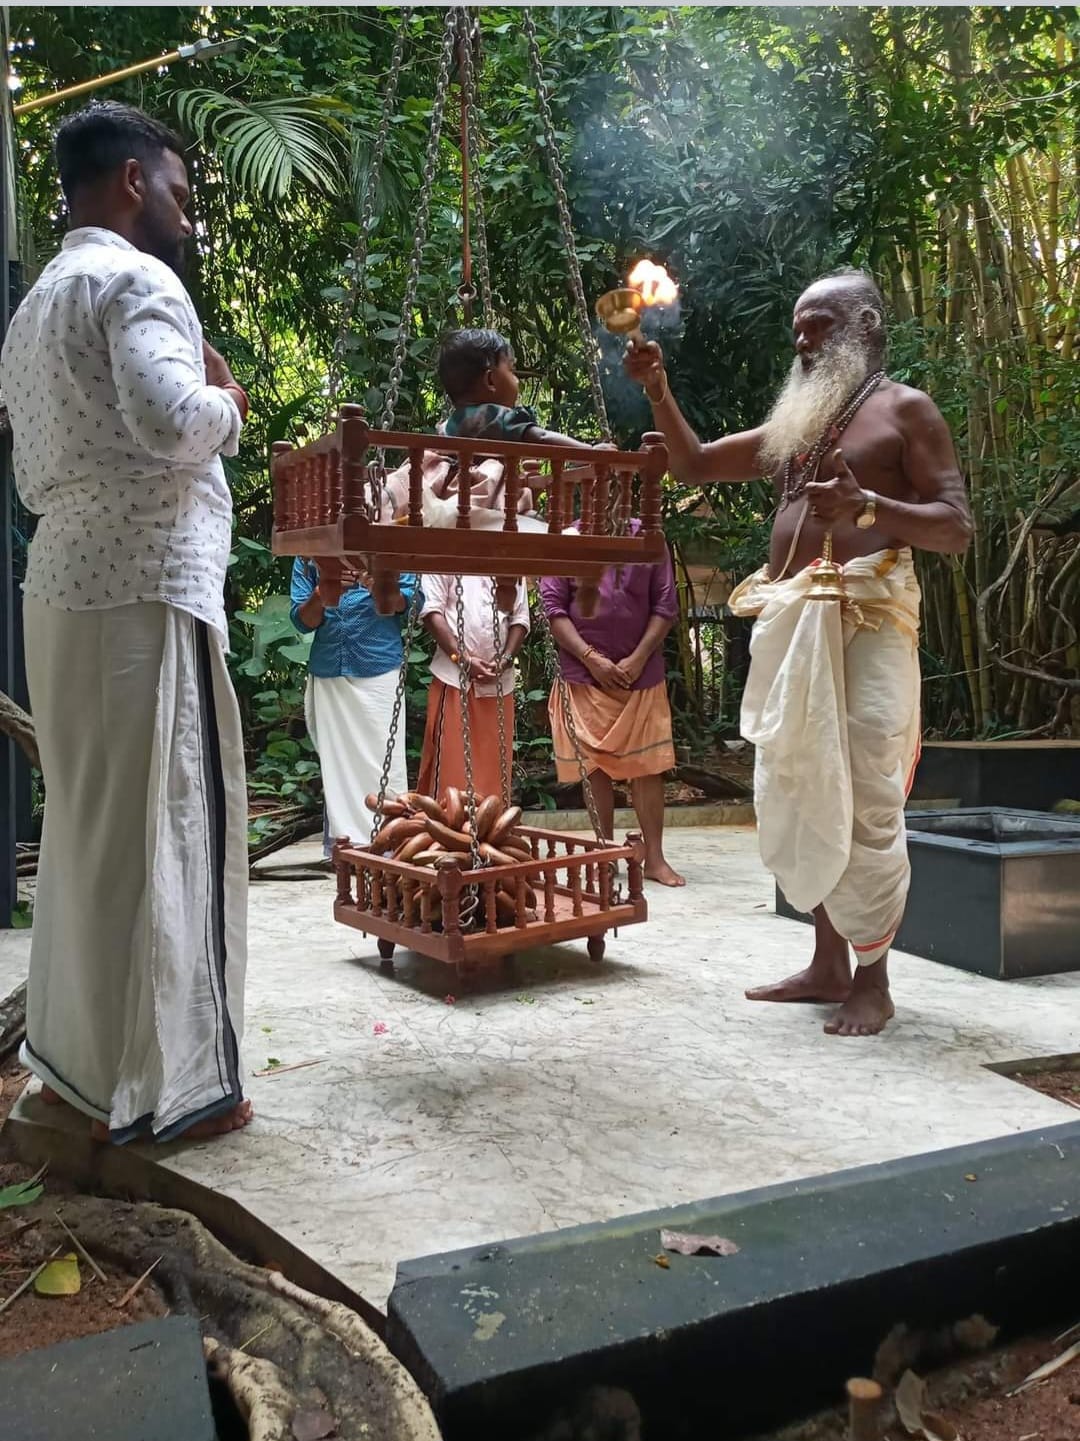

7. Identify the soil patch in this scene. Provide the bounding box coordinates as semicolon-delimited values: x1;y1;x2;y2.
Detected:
760;1325;1080;1440
0;1159;166;1360
1007;1063;1080;1111
0;1053;29;1130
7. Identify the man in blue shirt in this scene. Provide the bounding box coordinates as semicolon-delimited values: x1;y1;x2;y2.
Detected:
291;558;421;851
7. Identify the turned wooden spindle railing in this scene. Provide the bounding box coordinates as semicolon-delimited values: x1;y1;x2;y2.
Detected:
269;408;669;618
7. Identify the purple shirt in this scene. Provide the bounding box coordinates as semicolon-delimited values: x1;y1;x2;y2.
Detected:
539;522;677;691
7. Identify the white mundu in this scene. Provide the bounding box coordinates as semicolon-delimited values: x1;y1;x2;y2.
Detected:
729;548;922;965
2;225;248;1140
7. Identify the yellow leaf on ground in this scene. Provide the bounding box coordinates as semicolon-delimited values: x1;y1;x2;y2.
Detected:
34;1253;81;1296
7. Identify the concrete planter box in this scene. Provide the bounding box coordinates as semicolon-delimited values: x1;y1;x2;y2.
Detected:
778;807;1080;980
387;1125;1080;1441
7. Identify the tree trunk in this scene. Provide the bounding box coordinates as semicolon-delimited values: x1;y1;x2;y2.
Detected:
0;690;38;770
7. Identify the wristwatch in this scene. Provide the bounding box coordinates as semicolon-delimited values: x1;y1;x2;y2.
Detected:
855;490;877;529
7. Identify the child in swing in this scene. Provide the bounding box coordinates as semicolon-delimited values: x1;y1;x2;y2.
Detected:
416;328;599;802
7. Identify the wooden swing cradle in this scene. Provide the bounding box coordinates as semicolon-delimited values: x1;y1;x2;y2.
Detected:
270;8;662;978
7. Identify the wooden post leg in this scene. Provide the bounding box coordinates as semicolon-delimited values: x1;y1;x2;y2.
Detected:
846;1379;883;1441
377;937;396;973
587;934;606;963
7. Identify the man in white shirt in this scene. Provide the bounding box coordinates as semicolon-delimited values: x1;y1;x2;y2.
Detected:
0;102;252;1142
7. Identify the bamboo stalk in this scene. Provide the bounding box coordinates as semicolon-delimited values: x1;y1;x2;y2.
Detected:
846;1377;883;1441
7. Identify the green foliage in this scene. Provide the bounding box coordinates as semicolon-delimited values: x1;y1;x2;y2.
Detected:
11;2;1080;790
174;90;348;200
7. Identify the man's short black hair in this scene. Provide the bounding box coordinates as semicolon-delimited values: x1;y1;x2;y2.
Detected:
55;101;184;202
437;328;512;404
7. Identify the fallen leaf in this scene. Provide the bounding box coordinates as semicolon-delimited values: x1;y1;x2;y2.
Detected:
661;1229;739;1258
1008;1338;1080;1395
266;1057;282;1069
293;1410;336;1441
652;1254;670;1269
964;1173;977;1182
444;995;456;1005
34;1254;81;1296
0;1178;44;1210
373;1022;388;1037
895;1370;958;1440
516;994;536;1005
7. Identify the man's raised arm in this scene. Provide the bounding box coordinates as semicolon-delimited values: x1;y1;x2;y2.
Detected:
624;340;764;485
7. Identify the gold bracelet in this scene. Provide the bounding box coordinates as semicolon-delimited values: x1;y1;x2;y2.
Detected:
647;372;668;406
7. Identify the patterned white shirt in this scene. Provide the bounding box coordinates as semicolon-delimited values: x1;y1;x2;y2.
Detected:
0;226;242;637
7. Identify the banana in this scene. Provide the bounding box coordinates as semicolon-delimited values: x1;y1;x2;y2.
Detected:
474;795;502;842
442;786;465;831
407;792;449;825
372;815;426;852
395;832;434;864
488;805;523;847
366;792;409;819
425;819;472;853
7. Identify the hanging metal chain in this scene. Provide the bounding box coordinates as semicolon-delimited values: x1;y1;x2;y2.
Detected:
378;9;460;431
457;11;493;327
489;583;511;810
453;574;485;871
327;9;411;411
371;580;425;844
534;602;605;842
523;9;611;443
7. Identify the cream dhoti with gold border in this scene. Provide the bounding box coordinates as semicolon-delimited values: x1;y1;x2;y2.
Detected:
728;549;922;966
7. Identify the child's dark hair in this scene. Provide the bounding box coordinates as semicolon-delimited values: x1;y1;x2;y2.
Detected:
438;328;511;404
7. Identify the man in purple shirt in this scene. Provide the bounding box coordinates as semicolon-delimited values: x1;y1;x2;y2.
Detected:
540;526;684;886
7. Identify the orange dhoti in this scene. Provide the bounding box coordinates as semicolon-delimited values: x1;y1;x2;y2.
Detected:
549;681;675;783
417;678;514;799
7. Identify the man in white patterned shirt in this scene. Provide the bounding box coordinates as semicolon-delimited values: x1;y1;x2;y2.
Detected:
1;102;253;1142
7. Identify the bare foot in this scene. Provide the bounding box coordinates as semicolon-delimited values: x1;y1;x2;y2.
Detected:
177;1100;254;1139
41;1085;65;1106
746;959;851;1005
90;1100;254;1145
644;861;686;887
824;969;894;1036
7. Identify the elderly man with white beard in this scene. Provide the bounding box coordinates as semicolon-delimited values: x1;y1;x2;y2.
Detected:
625;269;972;1037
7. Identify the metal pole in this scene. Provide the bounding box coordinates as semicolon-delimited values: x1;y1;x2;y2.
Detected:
13;37;246;116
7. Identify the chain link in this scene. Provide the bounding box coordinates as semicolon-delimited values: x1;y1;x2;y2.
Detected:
523;10;611;444
457;12;493;328
371;581;425;845
490;582;511;810
327;9;410;412
378;9;460;432
453;573;485;871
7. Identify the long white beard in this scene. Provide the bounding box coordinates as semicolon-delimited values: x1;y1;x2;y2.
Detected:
758;339;874;475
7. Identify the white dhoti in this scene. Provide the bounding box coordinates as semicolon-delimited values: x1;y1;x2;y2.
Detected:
304;670;406;847
22;600;248;1141
729;549;921;966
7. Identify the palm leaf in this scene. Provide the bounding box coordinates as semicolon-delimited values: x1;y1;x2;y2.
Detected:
173;90;348;202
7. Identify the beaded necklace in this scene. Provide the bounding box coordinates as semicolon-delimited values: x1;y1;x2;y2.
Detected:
780;369;885;508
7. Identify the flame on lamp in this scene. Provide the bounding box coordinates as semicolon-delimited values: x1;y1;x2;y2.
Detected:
627;259;678;307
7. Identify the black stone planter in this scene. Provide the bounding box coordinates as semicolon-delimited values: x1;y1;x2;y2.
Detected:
387;1124;1080;1441
911;739;1080;810
778;807;1080;979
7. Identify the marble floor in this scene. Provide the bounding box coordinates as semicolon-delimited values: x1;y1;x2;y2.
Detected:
3;827;1079;1310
